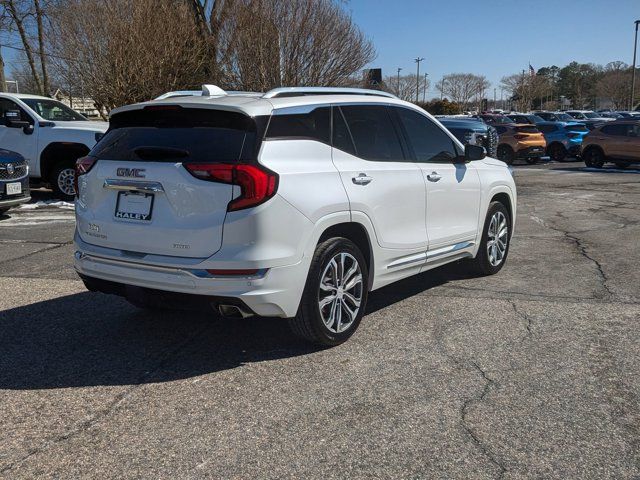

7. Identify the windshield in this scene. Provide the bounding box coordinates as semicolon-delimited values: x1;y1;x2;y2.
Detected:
556;113;574;121
20;98;86;121
529;115;545;123
583;112;600;119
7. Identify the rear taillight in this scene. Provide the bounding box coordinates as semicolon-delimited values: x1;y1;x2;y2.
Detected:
513;134;528;140
74;156;97;197
184;163;278;211
567;132;580;138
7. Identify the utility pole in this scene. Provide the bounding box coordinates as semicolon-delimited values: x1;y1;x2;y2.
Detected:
0;46;5;93
631;20;640;111
414;57;424;103
423;73;428;102
396;67;402;96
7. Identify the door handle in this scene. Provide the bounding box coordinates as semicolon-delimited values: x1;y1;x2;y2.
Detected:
352;173;373;185
427;172;441;182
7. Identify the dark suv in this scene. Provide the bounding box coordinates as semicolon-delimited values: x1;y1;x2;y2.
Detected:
0;149;30;214
438;117;498;157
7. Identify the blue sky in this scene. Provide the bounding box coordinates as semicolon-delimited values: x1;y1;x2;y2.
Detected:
348;0;640;98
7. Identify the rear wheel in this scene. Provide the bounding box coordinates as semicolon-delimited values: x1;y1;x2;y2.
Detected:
0;207;9;216
289;237;368;347
497;145;515;165
548;143;567;162
468;201;511;276
50;161;76;201
583;147;605;168
614;161;628;169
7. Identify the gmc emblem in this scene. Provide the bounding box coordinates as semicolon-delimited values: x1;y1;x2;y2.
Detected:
117;168;146;178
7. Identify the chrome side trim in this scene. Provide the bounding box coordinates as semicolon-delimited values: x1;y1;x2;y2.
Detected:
426;241;474;260
386;252;427;269
103;179;164;193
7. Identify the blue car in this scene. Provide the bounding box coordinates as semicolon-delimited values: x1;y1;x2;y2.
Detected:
535;122;589;161
0;149;30;214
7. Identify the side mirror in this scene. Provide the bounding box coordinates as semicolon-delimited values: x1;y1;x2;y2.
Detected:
5;110;30;129
460;144;486;162
23;124;34;135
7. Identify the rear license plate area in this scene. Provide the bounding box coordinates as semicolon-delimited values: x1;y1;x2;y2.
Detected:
115;191;154;221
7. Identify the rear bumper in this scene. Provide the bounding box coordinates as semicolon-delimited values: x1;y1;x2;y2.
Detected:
516;146;545;158
73;234;308;318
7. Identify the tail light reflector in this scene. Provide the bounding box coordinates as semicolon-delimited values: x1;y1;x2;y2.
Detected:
205;269;260;276
184;163;278;211
74;156;97;197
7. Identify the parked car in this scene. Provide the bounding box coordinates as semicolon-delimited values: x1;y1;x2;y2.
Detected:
438;117;498;157
506;113;545;125
614;111;640;118
533;111;579;123
473;114;514;125
0;149;30;214
74;86;516;347
581;120;640;168
535;121;589;161
0;93;108;200
494;124;546;164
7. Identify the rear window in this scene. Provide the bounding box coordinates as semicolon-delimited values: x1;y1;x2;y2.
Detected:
515;125;540;134
565;124;588;132
91;107;256;162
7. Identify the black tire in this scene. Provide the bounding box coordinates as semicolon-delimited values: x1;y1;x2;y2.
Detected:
288;237;369;347
614;161;628;169
497;145;515;165
0;207;9;216
525;157;539;165
583;147;605;168
468;201;511;276
548;143;567;162
50;161;76;201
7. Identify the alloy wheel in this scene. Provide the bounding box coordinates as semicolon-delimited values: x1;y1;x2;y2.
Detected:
318;252;363;334
487;211;508;267
58;168;76;196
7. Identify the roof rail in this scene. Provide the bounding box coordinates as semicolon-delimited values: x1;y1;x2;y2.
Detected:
263;87;397;99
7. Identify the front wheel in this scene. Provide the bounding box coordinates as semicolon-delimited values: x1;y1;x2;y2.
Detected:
0;207;10;216
289;237;368;347
468;201;511;276
583;147;605;168
50;162;76;201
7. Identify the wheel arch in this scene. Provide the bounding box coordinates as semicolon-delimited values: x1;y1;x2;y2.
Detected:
40;142;90;181
546;141;566;153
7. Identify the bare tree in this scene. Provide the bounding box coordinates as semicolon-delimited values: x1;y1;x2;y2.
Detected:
47;0;211;114
383;74;429;102
190;0;375;91
436;73;489;111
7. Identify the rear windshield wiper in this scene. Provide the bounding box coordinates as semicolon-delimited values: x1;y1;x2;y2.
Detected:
133;146;189;160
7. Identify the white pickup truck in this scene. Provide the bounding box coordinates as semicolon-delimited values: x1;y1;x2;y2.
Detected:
0;93;108;199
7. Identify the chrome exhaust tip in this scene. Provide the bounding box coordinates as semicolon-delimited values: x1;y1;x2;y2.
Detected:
217;304;253;319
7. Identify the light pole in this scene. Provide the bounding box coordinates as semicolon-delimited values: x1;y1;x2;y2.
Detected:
423;73;428;102
396;67;402;96
631;20;640;111
414;57;424;103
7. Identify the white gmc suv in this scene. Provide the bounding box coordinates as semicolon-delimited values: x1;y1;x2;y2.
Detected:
0;93;108;199
74;86;516;346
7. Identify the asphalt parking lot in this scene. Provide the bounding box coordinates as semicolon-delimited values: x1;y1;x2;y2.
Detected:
1;161;639;479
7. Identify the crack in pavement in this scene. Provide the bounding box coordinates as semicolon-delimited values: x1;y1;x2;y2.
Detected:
0;323;209;475
461;361;508;479
509;300;533;340
0;242;72;264
562;231;615;299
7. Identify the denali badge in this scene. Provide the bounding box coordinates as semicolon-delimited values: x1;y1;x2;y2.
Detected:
117;168;146;178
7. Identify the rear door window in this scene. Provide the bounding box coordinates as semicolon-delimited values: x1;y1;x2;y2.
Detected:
394;107;459;162
601;124;628;136
91;107;256;162
339;105;405;162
